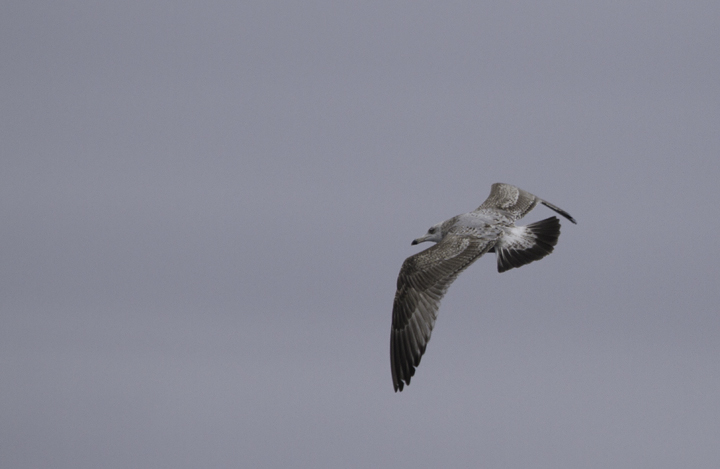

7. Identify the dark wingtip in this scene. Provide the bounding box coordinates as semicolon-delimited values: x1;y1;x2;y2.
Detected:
541;200;577;224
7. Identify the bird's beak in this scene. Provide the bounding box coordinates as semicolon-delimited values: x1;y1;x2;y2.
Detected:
411;239;419;245
411;236;426;245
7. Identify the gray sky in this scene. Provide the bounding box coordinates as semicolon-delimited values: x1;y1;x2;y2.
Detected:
2;1;719;468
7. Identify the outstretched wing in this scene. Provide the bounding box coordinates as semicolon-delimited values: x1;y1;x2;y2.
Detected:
391;236;494;392
475;183;576;224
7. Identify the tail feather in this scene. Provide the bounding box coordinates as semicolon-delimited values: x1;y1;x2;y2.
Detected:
496;217;560;273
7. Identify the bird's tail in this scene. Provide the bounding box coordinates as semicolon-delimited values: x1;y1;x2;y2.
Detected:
495;217;561;272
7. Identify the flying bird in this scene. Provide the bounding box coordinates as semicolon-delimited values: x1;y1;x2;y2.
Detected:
390;183;576;392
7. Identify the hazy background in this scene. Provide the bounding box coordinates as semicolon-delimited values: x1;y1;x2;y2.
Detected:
2;1;719;468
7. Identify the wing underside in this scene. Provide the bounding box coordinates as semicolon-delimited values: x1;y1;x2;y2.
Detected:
390;236;493;391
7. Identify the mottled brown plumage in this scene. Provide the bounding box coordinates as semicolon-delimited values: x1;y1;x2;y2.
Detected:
391;183;576;391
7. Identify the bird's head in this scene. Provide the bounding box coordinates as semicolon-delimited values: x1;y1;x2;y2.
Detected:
411;222;444;245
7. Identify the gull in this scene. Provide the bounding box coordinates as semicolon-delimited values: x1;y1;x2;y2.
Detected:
390;183;576;392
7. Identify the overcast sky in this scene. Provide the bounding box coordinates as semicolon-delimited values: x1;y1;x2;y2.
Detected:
2;1;720;468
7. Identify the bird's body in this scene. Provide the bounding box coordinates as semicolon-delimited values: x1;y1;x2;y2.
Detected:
391;183;576;392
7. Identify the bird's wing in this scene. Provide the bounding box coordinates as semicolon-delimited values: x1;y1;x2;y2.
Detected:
475;183;576;224
391;235;494;391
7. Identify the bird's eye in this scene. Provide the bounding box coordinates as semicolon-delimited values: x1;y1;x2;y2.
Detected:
428;227;436;234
